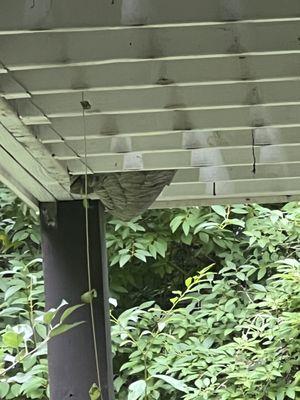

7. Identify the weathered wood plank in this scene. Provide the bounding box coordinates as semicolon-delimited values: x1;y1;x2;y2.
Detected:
65;144;300;174
173;163;300;183
0;74;30;99
0;98;72;199
152;194;300;209
44;127;300;157
0;144;54;208
160;177;300;200
9;53;300;97
37;104;300;139
10;99;50;125
12;79;300;117
0;0;299;31
1;21;299;69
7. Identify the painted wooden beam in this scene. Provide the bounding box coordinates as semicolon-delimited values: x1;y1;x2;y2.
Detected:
0;98;72;199
11;79;300;118
34;104;300;139
152;194;300;209
0;74;30;99
8;53;300;97
0;0;299;31
0;144;54;209
1;21;299;69
44;127;300;157
159;177;300;200
65;144;300;174
173;163;300;183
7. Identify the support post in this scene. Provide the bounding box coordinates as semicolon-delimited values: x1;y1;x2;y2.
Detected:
40;201;114;400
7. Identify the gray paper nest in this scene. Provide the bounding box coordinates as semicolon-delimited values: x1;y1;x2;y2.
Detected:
71;170;176;221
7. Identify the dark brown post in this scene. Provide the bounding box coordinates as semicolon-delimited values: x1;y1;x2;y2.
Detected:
40;201;114;400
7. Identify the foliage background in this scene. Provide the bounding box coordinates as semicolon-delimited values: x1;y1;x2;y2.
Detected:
0;184;299;399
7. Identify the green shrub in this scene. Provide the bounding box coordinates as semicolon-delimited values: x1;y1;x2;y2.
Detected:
0;184;299;399
111;259;300;399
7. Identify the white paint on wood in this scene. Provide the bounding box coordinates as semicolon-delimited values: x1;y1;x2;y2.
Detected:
1;21;300;69
1;2;300;206
0;144;54;208
37;104;300;139
1;0;299;32
173;163;300;183
44;127;300;158
160;177;300;198
65;144;300;174
0;74;30;99
152;194;299;209
7;53;300;97
12;79;300;118
0;98;72;199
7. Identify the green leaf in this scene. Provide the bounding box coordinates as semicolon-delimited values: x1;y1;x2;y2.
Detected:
49;321;85;338
12;230;29;242
89;383;101;400
154;240;167;258
181;233;193;245
128;380;146;400
257;266;267;280
148;244;157;259
2;331;23;348
182;220;190;236
43;299;68;324
199;232;209;243
252;283;267;292
0;382;9;397
43;310;56;325
276;389;285;400
153;374;189;393
134;252;147;262
286;387;295;399
203;377;210;387
232;206;249;214
119;254;131;267
60;304;84;323
4;285;24;301
35;324;47;340
170;215;184;233
211;205;226;218
202;336;214;349
236;272;246;281
185;277;192;288
0;307;24;318
10;383;21;397
114;376;124;393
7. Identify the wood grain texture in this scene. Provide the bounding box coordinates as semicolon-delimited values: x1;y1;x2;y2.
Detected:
0;98;71;200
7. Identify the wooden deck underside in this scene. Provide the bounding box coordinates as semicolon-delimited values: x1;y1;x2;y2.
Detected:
0;0;300;208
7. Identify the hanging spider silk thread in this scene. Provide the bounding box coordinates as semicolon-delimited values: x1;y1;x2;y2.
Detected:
80;92;102;391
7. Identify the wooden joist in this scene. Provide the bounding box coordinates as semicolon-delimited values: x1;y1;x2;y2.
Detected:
0;0;299;32
153;194;300;209
6;53;300;97
64;144;300;174
173;164;300;183
154;176;300;209
10;79;300;118
31;104;300;138
43;127;299;156
1;21;300;70
0;0;299;206
0;98;72;200
0;144;54;209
